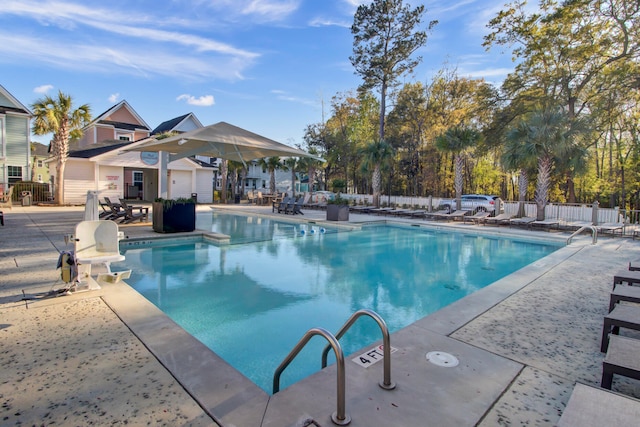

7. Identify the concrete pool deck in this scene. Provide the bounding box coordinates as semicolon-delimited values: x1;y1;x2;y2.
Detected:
1;203;640;426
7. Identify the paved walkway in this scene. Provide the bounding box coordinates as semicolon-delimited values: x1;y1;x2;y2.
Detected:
1;204;639;426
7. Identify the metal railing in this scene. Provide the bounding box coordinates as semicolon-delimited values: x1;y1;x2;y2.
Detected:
273;327;351;426
321;309;396;391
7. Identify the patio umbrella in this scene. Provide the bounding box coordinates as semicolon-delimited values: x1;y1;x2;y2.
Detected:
127;121;324;164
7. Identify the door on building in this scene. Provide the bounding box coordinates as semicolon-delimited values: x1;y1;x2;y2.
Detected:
131;170;143;199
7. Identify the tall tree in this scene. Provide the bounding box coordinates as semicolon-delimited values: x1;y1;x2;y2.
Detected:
435;127;481;210
31;91;91;204
485;0;640;202
257;157;284;194
283;157;299;196
351;0;436;140
360;140;395;207
507;106;588;220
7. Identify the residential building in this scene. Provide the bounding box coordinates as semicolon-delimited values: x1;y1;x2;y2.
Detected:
0;84;31;193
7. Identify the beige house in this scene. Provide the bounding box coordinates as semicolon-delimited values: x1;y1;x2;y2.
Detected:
52;102;215;204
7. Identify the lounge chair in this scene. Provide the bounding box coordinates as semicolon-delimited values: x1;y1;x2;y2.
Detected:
406;209;427;219
609;284;640;312
600;303;640;352
0;186;14;210
510;217;536;227
464;211;490;224
74;220;126;291
612;269;640;288
424;208;451;220
119;198;149;223
103;197;126;222
557;383;640;426
388;209;413;217
601;335;640;389
598;222;626;236
483;213;513;225
530;218;560;231
434;210;468;221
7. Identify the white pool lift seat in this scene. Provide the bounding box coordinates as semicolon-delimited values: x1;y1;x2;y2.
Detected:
73;220;129;291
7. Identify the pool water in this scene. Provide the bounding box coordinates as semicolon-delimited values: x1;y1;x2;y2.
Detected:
120;213;560;393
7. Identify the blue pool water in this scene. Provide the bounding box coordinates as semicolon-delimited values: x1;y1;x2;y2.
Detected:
120;212;561;393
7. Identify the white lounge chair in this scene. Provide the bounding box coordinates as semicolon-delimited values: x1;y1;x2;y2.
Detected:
73;220;127;291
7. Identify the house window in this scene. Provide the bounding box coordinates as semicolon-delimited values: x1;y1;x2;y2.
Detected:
37;174;43;183
8;165;22;184
118;135;131;141
37;160;44;168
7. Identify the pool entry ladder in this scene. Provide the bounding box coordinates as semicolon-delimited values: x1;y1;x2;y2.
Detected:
272;309;396;426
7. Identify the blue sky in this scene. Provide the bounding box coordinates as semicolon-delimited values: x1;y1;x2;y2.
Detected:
0;0;518;147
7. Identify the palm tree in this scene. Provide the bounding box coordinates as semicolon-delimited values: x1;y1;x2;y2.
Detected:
360;140;395;207
219;159;228;203
506;106;588;220
257;157;284;194
227;160;245;202
435;126;481;211
298;147;324;192
502;135;537;218
283;157;299;197
31;91;91;204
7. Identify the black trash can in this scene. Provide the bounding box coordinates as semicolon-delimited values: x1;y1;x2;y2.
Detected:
234;194;240;204
190;193;197;203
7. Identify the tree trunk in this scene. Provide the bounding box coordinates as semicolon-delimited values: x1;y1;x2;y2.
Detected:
518;169;528;218
220;160;228;204
535;155;552;221
270;170;276;194
55;160;65;204
454;153;464;210
372;165;381;207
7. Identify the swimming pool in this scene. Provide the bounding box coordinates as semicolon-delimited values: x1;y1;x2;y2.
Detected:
120;212;561;393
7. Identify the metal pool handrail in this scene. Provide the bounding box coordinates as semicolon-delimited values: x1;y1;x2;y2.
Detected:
321;309;396;390
567;225;598;245
273;327;351;426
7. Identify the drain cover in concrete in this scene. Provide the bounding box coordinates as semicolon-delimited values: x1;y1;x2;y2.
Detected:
426;351;459;367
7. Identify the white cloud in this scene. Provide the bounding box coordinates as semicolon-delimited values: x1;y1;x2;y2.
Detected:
33;84;53;94
108;93;119;103
241;0;300;21
177;94;215;107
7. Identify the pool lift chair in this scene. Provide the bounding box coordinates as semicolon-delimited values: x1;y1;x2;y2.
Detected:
67;220;131;292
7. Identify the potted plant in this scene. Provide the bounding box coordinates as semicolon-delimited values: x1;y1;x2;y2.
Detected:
326;194;349;221
152;197;196;233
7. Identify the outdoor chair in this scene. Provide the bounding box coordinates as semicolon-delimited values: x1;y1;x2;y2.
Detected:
483;213;513;225
601;334;640;390
276;196;292;214
557;383;640;426
600;303;640;352
432;209;467;221
103;197;126;222
598;222;626;236
118;198;149;223
0;186;14;210
464;211;490;224
510;217;536;227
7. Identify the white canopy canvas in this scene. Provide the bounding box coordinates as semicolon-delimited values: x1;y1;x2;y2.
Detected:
128;121;324;164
